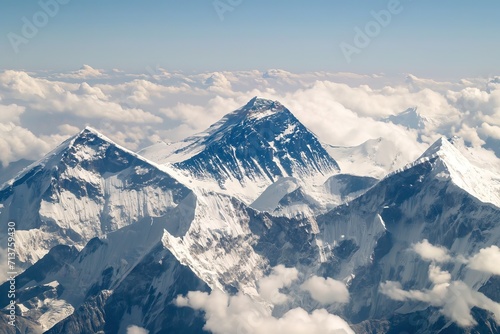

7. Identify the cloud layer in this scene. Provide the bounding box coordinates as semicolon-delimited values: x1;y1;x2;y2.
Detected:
381;240;500;327
0;67;499;173
176;266;353;334
126;325;149;334
300;276;350;305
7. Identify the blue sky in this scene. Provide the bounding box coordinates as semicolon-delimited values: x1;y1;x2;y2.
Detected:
1;0;499;78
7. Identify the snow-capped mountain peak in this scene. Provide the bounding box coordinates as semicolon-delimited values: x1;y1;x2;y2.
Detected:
0;126;192;268
141;97;340;203
324;137;410;179
384;106;427;130
419;136;461;160
413;136;500;207
238;96;286;118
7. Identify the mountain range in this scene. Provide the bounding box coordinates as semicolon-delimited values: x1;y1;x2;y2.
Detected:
1;97;499;334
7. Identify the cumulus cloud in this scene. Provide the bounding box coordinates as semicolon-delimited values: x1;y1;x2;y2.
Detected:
384;241;500;327
0;70;49;98
300;276;350;305
0;71;163;124
257;265;299;305
467;246;500;275
412;239;453;263
204;72;233;94
405;74;465;93
56;64;106;79
158;96;245;140
58;124;81;136
480;122;500;140
380;264;500;328
175;266;354;334
0;104;25;124
1;67;500;170
126;325;149;334
412;240;500;276
176;290;353;334
0;123;68;167
453;124;486;148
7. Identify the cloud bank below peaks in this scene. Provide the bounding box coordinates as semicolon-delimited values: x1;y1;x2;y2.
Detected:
175;265;353;334
0;68;499;172
381;240;500;327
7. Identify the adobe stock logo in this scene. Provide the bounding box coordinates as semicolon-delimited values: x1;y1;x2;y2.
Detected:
339;0;405;63
213;0;243;21
7;0;71;54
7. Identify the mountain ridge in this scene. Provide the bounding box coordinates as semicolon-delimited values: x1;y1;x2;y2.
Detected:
141;97;341;204
1;98;499;334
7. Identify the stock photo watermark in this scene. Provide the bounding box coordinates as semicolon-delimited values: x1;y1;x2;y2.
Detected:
213;0;243;21
7;0;72;54
339;0;406;63
5;221;17;327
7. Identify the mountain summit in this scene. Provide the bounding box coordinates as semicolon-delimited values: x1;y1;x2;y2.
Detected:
414;136;500;207
0;126;191;268
384;106;427;130
141;97;340;202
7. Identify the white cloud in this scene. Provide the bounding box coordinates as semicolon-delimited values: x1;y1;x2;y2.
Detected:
413;240;500;276
57;124;81;136
0;123;68;167
386;241;500;327
176;266;354;334
0;70;49;98
0;71;163;124
204;72;233;94
176;290;353;334
257;265;299;305
428;264;452;285
300;276;350;305
56;64;106;79
126;325;149;334
1;68;499;172
453;124;486;148
480;122;500;140
467;245;500;275
380;264;500;328
0;104;25;124
412;239;452;263
158;96;245;140
76;82;108;100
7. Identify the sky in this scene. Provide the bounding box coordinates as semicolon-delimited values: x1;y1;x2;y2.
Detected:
1;0;499;78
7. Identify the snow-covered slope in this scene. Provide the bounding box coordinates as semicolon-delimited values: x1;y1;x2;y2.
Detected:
414;136;500;208
141;97;340;203
384;107;427;130
251;174;378;218
0;127;191;270
1;181;321;333
448;135;500;173
0;158;34;188
314;136;500;332
325;137;413;179
0;194;210;332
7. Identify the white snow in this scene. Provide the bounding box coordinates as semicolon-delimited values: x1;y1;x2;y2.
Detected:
418;137;500;208
161;189;268;296
251;177;300;212
37;298;75;331
325;137;414;179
